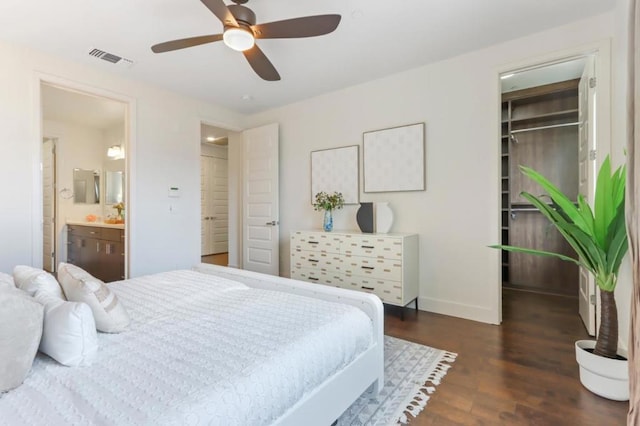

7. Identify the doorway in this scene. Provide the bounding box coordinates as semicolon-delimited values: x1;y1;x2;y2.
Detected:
200;124;230;267
498;51;608;336
41;82;128;276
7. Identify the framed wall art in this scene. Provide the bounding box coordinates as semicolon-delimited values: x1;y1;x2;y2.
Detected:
363;122;425;193
310;145;359;204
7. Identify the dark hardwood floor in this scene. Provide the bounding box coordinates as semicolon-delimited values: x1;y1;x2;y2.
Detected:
201;252;228;266
384;289;628;425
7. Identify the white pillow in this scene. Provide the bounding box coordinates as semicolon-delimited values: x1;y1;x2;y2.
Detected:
13;265;64;299
0;272;15;291
0;288;44;392
34;291;98;367
57;263;130;333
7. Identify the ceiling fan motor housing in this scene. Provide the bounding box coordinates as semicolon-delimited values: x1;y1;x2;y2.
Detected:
228;5;256;27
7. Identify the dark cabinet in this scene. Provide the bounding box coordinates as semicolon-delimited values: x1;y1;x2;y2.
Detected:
67;225;125;283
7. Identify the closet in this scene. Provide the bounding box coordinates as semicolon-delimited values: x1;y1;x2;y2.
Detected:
501;79;579;296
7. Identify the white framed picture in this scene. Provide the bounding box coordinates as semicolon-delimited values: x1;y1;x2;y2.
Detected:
311;145;359;204
363;123;425;192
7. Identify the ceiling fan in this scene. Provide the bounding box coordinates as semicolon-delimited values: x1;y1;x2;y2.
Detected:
151;0;341;81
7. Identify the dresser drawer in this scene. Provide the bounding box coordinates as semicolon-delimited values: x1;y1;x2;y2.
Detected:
341;234;402;260
342;255;402;281
342;274;402;304
102;228;124;242
291;249;342;271
291;267;342;287
291;231;342;253
68;225;102;238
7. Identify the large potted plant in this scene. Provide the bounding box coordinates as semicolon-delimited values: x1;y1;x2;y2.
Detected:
492;155;628;400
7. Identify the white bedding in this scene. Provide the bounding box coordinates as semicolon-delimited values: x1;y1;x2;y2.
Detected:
0;270;373;426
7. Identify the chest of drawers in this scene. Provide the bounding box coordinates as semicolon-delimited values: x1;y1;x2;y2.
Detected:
290;230;418;307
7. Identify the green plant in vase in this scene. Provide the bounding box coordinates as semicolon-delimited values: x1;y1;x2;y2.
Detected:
313;191;344;232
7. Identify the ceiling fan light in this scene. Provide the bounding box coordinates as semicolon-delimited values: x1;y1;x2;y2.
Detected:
223;27;255;52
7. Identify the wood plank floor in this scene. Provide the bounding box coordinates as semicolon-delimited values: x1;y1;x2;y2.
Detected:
384;289;628;425
201;252;228;266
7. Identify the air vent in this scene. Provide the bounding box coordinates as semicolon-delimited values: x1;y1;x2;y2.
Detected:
88;48;134;68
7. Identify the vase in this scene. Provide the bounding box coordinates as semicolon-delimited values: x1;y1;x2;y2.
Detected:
375;202;393;233
575;340;629;401
356;202;374;233
323;209;333;232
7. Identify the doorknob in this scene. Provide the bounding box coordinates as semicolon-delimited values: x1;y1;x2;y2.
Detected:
265;220;279;226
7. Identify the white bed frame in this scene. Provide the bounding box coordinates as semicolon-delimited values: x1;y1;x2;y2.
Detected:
193;263;385;426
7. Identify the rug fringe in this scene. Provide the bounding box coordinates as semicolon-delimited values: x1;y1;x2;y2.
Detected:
396;351;458;425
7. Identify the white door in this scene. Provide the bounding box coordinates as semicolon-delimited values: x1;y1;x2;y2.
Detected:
578;56;597;336
201;155;229;256
242;123;279;275
212;156;229;253
201;156;212;255
42;139;56;272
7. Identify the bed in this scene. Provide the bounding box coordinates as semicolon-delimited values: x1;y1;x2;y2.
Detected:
0;264;384;426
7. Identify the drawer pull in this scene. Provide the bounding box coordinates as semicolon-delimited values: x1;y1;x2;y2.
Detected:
361;245;374;249
361;286;374;291
361;266;374;270
308;241;319;245
308;277;319;281
308;259;319;263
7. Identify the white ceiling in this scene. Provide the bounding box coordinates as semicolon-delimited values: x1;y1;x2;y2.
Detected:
501;57;588;93
0;0;616;115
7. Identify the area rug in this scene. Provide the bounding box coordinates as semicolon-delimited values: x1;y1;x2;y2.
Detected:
338;336;457;426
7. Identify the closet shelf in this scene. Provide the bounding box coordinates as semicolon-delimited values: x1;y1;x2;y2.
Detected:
510;108;578;126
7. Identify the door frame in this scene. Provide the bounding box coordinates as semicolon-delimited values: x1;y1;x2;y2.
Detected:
33;73;136;278
494;39;612;324
42;137;57;272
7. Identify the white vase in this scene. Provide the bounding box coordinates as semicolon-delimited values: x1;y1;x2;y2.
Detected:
575;340;629;401
375;202;393;234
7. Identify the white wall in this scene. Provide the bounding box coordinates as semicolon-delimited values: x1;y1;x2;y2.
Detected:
246;12;619;325
0;39;244;277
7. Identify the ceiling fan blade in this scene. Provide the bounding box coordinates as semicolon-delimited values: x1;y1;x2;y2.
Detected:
201;0;238;27
151;34;223;53
253;14;341;39
243;45;280;81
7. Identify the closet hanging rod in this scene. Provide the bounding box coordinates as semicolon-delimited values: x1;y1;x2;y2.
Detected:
510;207;541;212
510;121;580;135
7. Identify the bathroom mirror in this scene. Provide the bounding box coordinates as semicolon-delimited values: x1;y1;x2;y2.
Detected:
73;169;100;204
105;170;124;205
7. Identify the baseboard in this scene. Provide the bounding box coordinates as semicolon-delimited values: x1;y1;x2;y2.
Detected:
418;296;499;325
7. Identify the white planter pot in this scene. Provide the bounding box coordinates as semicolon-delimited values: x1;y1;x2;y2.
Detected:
575;340;629;401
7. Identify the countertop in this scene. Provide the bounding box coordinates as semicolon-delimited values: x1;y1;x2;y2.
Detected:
66;220;125;230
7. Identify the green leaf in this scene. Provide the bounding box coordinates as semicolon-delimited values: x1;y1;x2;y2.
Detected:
593;156;613;248
519;165;590;234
